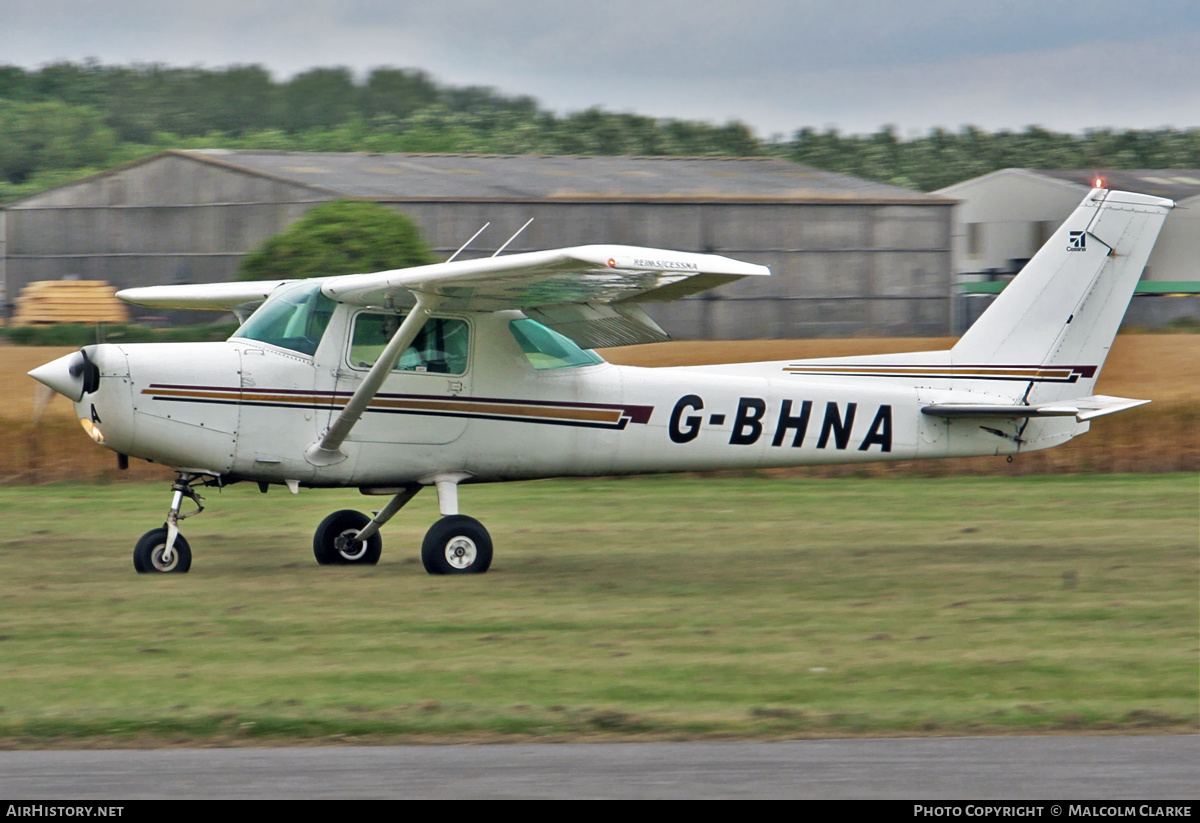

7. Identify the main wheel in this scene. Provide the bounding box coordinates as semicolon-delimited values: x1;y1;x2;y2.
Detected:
313;510;382;566
421;515;492;575
133;527;192;574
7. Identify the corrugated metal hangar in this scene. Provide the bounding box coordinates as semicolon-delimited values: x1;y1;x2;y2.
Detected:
935;169;1200;331
2;150;955;338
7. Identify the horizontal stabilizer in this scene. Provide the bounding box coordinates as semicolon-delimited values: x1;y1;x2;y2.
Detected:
922;395;1149;422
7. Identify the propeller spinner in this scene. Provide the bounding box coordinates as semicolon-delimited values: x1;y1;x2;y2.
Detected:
27;349;98;402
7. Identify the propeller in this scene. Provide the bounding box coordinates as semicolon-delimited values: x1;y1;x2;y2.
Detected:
31;382;56;427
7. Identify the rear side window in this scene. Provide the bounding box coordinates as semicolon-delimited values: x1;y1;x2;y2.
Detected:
350;313;469;375
508;318;605;370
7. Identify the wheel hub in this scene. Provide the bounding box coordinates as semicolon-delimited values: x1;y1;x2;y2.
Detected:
444;536;477;569
335;529;368;561
151;545;179;572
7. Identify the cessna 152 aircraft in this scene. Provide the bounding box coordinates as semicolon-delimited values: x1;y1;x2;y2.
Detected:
29;187;1173;575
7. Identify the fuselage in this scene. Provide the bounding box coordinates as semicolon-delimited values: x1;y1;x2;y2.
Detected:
62;304;1081;490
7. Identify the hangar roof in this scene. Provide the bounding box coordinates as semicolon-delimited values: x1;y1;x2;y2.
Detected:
1036;169;1200;201
936;168;1200;202
179;150;945;204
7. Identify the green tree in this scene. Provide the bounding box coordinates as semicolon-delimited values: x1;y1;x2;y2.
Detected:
238;200;435;281
279;67;357;133
0;99;118;184
208;65;277;135
362;67;438;119
0;65;31;101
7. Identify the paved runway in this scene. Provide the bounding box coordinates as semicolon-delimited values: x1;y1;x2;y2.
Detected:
1;735;1196;799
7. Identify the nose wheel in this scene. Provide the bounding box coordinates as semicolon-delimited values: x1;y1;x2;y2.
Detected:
133;528;192;573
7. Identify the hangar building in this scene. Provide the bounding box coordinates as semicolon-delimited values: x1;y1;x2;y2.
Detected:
935;169;1200;331
2;150;954;338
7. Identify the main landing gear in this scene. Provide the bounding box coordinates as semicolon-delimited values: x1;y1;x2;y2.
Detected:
133;472;216;574
312;510;382;565
312;473;493;575
421;515;492;575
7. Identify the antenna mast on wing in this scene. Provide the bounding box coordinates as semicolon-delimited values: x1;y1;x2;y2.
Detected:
441;218;533;266
445;223;490;264
492;218;534;257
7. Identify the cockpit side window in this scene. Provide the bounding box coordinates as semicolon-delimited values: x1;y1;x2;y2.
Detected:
349;313;469;375
508;318;605;370
233;281;335;356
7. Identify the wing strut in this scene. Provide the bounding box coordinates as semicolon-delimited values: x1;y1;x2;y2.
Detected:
304;292;444;467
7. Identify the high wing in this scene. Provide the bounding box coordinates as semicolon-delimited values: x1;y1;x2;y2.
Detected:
116;244;769;348
321;245;764;309
320;244;768;347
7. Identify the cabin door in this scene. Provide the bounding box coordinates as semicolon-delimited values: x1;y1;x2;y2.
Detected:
331;309;472;446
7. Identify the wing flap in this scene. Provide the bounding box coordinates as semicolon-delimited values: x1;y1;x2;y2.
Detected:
522;302;670;348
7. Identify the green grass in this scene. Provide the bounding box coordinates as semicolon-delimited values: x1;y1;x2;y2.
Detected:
0;474;1195;747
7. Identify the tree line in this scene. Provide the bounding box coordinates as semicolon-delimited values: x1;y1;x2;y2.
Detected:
2;60;1200;203
786;125;1200;192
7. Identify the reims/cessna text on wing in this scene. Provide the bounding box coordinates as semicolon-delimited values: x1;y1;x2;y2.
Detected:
29;188;1173;575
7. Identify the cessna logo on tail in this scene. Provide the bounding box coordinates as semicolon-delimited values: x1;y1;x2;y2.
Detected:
1068;231;1087;252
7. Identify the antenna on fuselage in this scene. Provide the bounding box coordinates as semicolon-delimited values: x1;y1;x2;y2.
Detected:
491;218;534;257
445;222;490;263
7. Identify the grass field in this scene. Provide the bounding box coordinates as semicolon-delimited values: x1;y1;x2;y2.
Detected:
0;474;1195;747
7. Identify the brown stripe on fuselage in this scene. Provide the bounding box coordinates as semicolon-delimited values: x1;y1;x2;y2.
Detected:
782;365;1095;382
141;385;638;425
369;396;622;423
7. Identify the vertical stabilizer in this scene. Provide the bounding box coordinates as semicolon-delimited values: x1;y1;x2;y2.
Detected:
952;189;1173;401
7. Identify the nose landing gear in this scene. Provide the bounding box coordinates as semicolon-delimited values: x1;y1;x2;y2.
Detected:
133;473;215;574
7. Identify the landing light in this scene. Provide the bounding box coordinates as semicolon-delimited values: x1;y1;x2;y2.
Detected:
1094;177;1104;188
80;418;104;444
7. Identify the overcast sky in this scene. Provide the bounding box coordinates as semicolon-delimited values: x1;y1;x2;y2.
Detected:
5;0;1200;138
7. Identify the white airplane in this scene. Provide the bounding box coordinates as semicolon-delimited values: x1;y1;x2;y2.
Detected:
29;188;1173;575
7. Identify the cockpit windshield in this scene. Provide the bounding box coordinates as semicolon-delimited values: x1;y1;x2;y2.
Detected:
233;281;335;356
